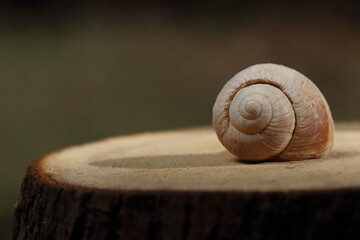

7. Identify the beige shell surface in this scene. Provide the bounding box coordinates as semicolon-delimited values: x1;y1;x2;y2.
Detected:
212;63;335;161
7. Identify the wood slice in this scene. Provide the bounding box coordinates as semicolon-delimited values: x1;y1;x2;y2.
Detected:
13;123;360;240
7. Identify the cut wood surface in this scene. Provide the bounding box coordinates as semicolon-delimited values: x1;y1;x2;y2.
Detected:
40;122;360;192
13;122;360;240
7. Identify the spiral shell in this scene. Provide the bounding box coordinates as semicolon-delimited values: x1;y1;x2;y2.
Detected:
212;63;334;161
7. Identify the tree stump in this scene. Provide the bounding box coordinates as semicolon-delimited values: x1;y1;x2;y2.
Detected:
13;123;360;240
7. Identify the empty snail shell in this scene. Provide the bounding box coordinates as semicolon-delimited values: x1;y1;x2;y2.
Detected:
212;63;334;161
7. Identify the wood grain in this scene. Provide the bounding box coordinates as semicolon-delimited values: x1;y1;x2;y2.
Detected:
13;122;360;240
40;122;360;192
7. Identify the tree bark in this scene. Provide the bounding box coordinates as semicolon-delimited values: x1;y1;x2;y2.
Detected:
13;124;360;239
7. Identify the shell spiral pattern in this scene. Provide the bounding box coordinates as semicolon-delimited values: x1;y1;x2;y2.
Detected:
212;63;334;161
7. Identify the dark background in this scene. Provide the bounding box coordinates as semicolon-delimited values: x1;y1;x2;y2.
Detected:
1;1;360;238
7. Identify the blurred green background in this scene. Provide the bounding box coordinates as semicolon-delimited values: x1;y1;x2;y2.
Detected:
1;1;360;238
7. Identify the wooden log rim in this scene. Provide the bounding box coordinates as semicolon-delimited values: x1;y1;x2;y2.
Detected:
13;123;360;240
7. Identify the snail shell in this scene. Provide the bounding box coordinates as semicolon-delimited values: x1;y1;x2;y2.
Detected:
212;63;334;161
